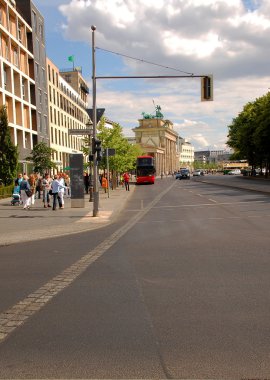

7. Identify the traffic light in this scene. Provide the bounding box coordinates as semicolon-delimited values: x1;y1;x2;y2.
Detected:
88;154;94;162
92;138;102;161
201;75;213;101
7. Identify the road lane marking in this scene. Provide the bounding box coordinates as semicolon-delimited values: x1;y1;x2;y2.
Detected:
138;214;270;224
0;181;176;344
153;200;269;208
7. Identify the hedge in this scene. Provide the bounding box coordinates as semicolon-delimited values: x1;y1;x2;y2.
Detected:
0;185;13;199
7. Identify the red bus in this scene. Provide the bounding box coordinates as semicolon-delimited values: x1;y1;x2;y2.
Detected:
136;156;155;184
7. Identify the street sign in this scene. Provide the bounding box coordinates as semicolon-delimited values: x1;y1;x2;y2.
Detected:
105;148;116;156
68;129;93;135
86;108;105;124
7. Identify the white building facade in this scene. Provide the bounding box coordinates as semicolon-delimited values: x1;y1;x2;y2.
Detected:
47;58;89;172
178;137;194;168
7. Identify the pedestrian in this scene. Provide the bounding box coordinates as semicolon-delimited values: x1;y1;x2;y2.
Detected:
58;173;66;208
15;173;23;186
102;175;108;193
65;174;70;197
28;173;37;207
84;172;89;194
35;175;42;199
51;174;65;210
123;172;130;191
19;174;31;210
42;173;52;208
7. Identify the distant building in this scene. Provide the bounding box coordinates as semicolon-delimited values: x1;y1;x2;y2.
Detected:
47;58;89;172
126;136;136;145
194;149;232;164
177;137;194;168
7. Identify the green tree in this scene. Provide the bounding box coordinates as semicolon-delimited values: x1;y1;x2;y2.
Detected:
227;93;270;175
26;142;56;174
0;106;18;185
81;117;143;174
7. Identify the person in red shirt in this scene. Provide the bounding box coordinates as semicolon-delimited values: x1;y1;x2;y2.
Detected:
123;172;130;191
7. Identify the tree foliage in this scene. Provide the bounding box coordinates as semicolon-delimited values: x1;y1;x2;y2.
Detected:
82;117;143;173
26;142;56;174
227;92;270;175
0;106;18;185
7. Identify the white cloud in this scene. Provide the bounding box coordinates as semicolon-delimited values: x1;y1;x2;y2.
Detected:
51;0;270;150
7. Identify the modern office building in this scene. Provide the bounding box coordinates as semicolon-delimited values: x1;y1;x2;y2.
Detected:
0;0;38;170
47;58;90;172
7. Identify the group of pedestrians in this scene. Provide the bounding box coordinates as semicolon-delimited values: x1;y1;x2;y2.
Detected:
14;172;70;211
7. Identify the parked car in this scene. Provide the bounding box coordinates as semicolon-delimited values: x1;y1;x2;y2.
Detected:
193;169;204;176
176;169;190;180
228;169;241;175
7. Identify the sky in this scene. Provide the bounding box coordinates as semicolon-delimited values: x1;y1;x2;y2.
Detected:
33;0;270;151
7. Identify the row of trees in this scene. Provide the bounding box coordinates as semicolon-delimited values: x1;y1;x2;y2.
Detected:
227;92;270;175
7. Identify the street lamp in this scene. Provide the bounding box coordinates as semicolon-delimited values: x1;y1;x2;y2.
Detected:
86;119;94;202
91;25;99;217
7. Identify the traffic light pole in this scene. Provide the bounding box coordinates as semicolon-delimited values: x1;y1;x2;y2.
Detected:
91;25;99;217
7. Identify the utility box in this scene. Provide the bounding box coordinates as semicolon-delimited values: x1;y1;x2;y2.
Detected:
70;154;85;208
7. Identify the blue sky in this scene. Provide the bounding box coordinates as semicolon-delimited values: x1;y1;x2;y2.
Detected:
34;0;270;151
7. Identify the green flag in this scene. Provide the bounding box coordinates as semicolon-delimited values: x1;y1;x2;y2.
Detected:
68;55;74;62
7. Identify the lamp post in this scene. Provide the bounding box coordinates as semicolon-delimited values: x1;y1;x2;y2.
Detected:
91;25;99;217
86;119;94;202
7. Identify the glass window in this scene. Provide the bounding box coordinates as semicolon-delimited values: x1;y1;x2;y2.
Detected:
32;11;37;33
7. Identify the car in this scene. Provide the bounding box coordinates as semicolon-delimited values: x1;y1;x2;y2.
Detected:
176;169;190;180
228;169;241;175
193;169;204;176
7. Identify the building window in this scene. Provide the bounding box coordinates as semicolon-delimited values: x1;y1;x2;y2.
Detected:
18;24;22;42
14;49;18;66
37;112;41;130
32;11;37;33
22;78;25;98
48;64;51;81
3;67;7;89
35;62;39;82
35;38;40;60
39;22;44;42
39;89;42;104
42;68;46;85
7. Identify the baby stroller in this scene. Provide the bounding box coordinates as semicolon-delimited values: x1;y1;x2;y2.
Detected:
11;185;22;206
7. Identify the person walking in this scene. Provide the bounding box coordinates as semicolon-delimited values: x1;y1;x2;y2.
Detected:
51;174;65;210
19;174;31;210
42;173;52;208
123;172;130;191
102;175;108;193
15;173;23;186
35;175;42;199
28;174;36;207
84;172;89;194
58;173;66;209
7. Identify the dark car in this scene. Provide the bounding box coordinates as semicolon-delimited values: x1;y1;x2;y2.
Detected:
176;169;190;180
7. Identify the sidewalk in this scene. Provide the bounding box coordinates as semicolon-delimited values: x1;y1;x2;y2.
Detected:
0;184;134;246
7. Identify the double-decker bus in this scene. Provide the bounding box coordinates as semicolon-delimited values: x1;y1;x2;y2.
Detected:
136;156;155;184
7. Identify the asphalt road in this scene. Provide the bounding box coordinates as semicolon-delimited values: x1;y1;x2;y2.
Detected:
0;176;270;379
